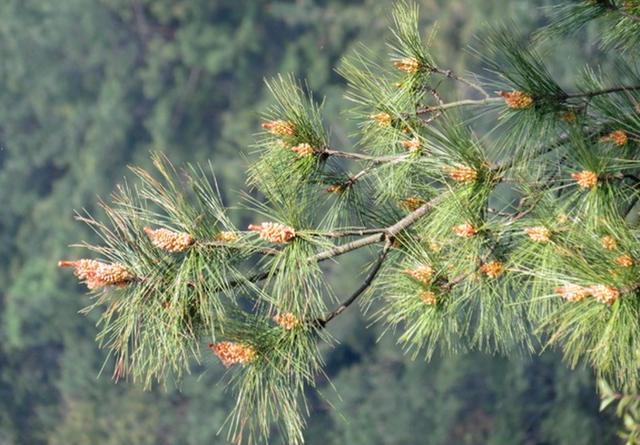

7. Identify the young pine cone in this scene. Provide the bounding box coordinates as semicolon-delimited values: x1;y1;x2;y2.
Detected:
393;57;421;73
448;165;478;184
273;312;300;330
498;91;534;109
248;222;296;243
524;226;551;243
571;170;598;189
554;284;590;302
479;261;505;279
209;342;257;367
404;265;434;284
452;223;477;238
261;120;296;136
144;227;194;253
58;259;132;290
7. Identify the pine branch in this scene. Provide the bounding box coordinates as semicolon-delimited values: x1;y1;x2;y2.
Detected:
416;85;640;115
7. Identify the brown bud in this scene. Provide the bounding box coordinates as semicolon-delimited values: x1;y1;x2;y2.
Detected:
559;111;577;123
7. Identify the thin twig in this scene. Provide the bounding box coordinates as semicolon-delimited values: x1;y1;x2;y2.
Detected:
312;228;389;238
323;149;405;164
317;241;391;327
416;97;502;114
432;67;491;99
565;85;640;99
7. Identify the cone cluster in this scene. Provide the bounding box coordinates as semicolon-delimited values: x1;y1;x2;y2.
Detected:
615;254;634;267
404;265;434;284
215;231;239;242
525;226;551;243
369;112;392;127
248;222;296;243
401;138;421;152
499;91;534;109
419;290;438;305
452;223;477;238
291;142;314;157
273;312;300;330
449;165;478;183
601;130;628;147
571;170;598;188
559;111;577;123
144;227;194;253
262;119;296;136
58;259;132;290
601;235;618;251
479;261;504;278
554;283;620;305
400;197;426;211
209;342;257;367
393;57;420;73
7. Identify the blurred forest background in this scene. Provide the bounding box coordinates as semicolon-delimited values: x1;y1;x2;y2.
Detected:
0;0;625;444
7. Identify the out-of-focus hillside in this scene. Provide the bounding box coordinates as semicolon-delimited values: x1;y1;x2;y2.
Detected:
0;1;618;444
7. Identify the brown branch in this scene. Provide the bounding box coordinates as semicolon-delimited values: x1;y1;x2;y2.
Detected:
316;241;391;327
312;194;446;262
416;86;640;115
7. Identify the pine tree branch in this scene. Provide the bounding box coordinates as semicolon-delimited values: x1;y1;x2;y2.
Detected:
312;228;390;238
316;241;391;327
566;85;640;99
312;193;447;262
416;86;640;115
416;97;502;113
615;6;640;23
323;148;407;164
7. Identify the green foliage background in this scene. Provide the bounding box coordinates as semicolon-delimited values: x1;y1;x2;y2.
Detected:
0;0;622;443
